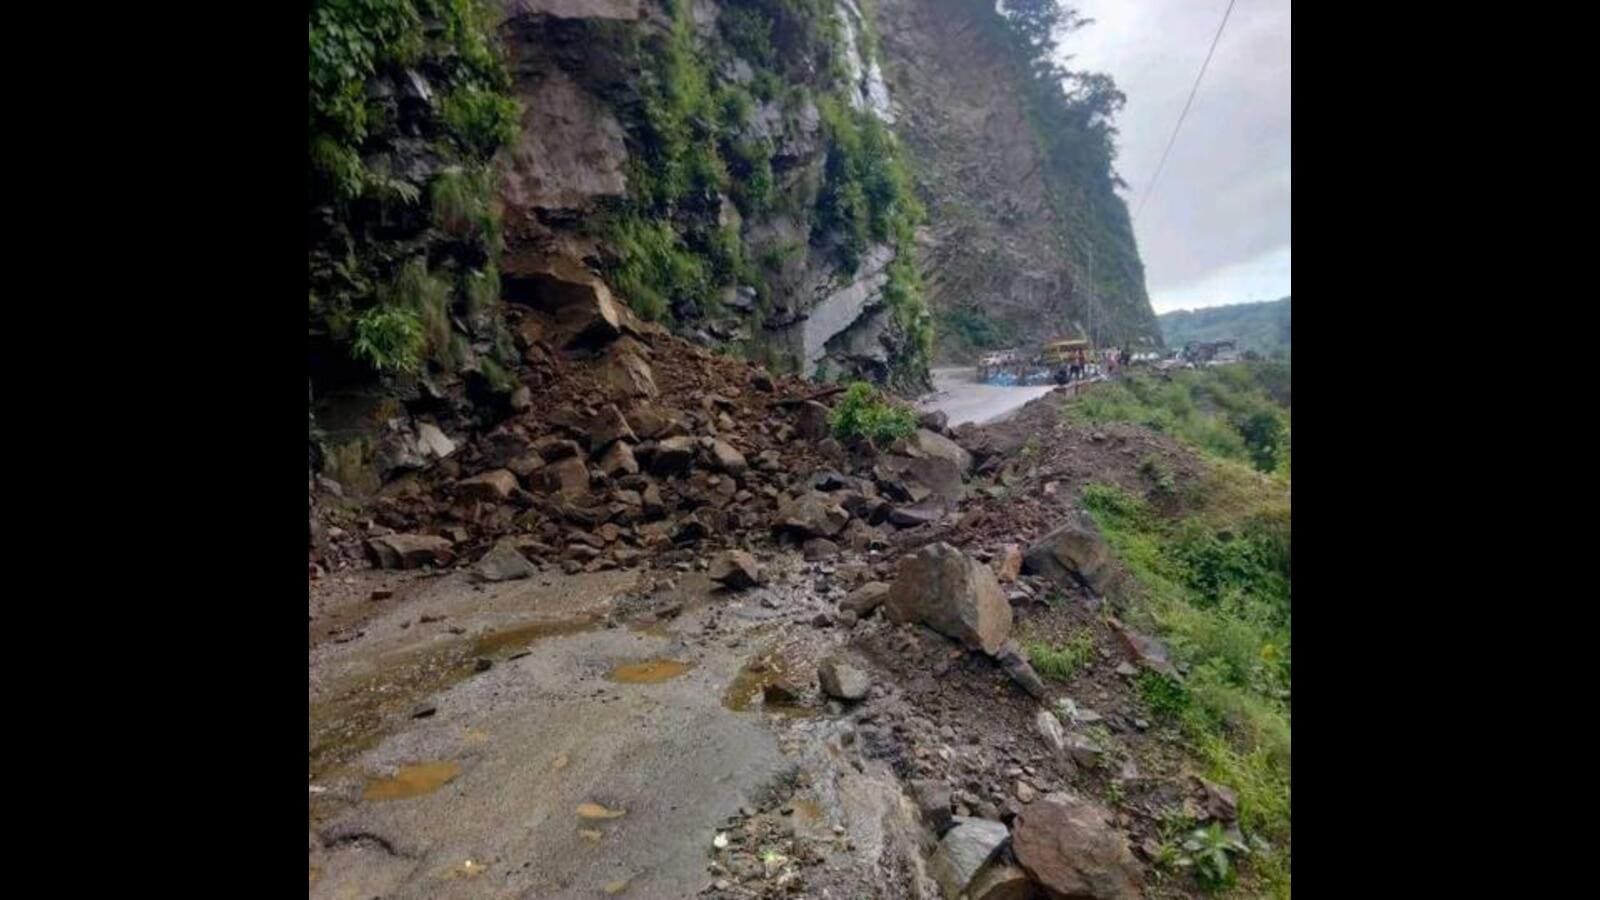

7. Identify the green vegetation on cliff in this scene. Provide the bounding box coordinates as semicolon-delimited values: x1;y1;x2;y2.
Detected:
308;0;520;386
981;0;1159;344
597;0;931;387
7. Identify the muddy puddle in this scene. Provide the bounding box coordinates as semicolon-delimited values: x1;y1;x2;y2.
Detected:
364;760;461;800
310;614;606;783
472;613;604;656
607;659;691;683
722;652;819;718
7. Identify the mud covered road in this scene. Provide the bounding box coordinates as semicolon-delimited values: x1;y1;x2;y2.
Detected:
307;556;930;899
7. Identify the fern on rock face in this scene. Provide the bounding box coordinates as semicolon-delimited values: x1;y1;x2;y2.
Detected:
307;0;520;381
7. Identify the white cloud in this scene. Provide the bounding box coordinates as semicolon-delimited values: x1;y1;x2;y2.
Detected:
1062;0;1291;309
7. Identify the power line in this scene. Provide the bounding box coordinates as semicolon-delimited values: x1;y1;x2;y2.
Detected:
1135;0;1237;219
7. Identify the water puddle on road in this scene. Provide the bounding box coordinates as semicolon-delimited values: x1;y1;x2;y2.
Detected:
607;659;691;683
473;614;603;656
363;760;461;800
576;802;627;820
722;653;818;718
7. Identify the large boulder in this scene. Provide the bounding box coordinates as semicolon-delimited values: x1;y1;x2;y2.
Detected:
1011;795;1142;900
365;533;455;569
1023;510;1119;596
928;817;1010;900
504;265;621;348
650;436;697;475
598;343;658;398
586;404;637;451
538;456;591;501
884;543;1012;655
774;491;850;538
471;538;537;582
597;441;638;477
876;454;966;505
709;550;761;588
906;428;973;474
795;400;832;440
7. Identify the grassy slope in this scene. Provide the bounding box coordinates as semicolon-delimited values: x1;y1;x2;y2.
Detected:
1067;364;1291;897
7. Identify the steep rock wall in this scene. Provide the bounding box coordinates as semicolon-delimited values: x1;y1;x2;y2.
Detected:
492;0;929;388
874;0;1161;359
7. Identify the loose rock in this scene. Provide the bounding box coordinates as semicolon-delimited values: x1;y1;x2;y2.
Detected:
1011;794;1142;900
817;656;870;701
708;550;762;589
884;542;1012;655
928;817;1010;900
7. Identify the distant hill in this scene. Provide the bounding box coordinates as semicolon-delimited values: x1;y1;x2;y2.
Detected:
1158;297;1290;357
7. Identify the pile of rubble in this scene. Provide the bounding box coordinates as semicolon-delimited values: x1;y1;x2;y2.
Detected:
309;268;991;583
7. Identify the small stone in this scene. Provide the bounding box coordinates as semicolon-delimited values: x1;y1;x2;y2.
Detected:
457;468;518;501
1015;781;1036;803
1114;661;1137;677
817;656;870;701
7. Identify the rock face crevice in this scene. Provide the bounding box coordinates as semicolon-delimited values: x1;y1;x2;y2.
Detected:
874;0;1161;359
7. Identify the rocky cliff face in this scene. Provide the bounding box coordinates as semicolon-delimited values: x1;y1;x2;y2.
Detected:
492;0;930;389
873;0;1161;359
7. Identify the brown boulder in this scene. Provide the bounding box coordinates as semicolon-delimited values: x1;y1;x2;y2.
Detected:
884;542;1012;655
709;550;762;588
599;345;658;398
802;537;840;560
650;436;697;475
598;441;639;477
841;581;890;616
587;404;637;451
539;456;591;501
507;453;546;479
968;863;1036;900
1108;618;1180;679
532;436;582;461
457;469;518;501
774;491;850;538
1011;795;1141;900
876;454;966;505
626;404;679;439
365;533;455;569
707;439;748;474
905;427;973;473
508;267;621;347
995;544;1023;582
795;400;832;440
1023;510;1119;596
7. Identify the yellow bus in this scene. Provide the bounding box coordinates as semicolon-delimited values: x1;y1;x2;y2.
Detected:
1039;338;1093;366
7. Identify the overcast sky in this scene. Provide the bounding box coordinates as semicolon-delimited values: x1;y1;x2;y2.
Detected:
1061;0;1290;313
